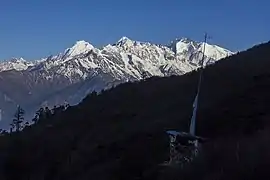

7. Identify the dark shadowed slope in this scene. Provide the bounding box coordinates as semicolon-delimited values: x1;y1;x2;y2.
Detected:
0;41;269;180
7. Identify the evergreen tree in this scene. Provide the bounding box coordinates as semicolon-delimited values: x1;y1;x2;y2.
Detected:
10;105;25;132
45;107;52;119
52;105;65;115
32;107;45;124
38;107;45;120
52;105;57;115
32;114;39;124
64;102;70;110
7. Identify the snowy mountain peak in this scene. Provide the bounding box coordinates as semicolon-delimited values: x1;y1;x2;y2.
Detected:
170;38;197;54
178;37;194;43
116;36;135;47
64;40;94;57
0;57;34;72
10;57;27;63
169;37;195;46
117;36;131;42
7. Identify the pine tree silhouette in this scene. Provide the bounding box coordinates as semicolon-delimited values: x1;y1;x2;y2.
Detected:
10;105;25;132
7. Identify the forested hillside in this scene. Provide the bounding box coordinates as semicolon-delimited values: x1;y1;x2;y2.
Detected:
0;41;269;180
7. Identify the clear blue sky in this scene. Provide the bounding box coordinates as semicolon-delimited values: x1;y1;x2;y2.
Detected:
0;0;269;60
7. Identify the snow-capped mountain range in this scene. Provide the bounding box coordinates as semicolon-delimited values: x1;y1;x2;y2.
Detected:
1;37;233;78
0;37;233;128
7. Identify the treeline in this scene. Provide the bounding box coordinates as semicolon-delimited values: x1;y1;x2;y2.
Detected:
0;103;70;135
0;89;109;135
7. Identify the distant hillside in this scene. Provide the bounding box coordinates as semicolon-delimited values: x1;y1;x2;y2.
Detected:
0;41;269;180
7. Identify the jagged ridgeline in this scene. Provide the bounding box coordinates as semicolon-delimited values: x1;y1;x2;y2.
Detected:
0;41;269;180
0;37;233;129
